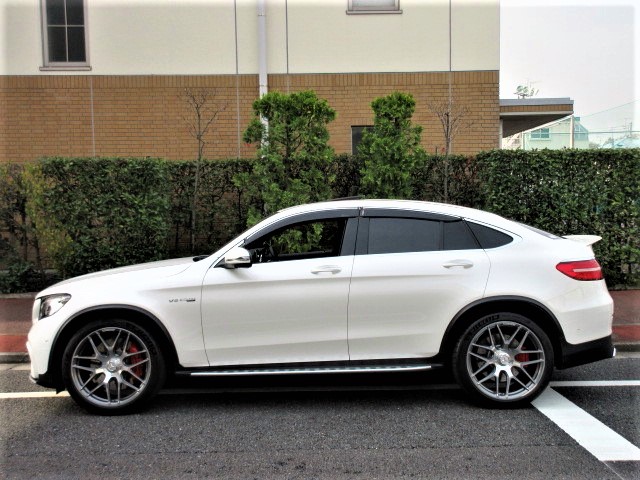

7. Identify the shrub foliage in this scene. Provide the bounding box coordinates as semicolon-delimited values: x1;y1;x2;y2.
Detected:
477;149;639;287
25;157;171;278
241;91;335;225
359;92;426;199
1;148;637;290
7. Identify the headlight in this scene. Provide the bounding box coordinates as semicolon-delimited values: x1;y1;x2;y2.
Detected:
38;294;71;320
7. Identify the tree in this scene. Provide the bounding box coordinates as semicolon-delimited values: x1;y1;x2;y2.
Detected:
428;97;472;202
514;84;539;99
358;92;426;199
180;88;227;252
240;90;336;226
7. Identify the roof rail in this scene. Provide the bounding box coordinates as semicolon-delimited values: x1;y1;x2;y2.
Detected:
327;196;362;202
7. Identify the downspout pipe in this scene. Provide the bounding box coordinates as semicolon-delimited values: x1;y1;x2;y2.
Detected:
258;0;268;99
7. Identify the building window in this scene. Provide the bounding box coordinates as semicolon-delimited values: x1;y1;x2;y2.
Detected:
574;124;589;141
41;0;89;69
347;0;402;14
530;128;550;140
351;126;372;155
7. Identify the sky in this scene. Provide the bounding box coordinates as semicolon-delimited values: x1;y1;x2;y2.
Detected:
500;0;639;129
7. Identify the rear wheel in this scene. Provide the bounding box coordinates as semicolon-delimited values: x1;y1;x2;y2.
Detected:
62;320;165;415
453;313;553;407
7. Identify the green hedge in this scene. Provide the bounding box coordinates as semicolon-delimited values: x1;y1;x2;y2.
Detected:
477;149;639;287
168;159;253;256
25;157;171;278
2;150;638;290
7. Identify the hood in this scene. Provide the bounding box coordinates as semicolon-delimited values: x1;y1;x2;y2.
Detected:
51;257;198;288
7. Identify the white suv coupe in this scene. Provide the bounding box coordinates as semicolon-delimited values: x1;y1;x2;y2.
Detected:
28;200;615;414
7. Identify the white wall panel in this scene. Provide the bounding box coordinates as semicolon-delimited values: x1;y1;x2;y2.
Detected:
287;0;451;74
452;0;499;71
1;0;42;75
0;0;499;76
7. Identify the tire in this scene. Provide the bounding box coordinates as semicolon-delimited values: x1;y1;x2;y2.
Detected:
61;319;166;415
452;312;554;408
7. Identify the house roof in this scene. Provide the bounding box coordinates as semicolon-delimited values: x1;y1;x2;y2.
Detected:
500;98;574;137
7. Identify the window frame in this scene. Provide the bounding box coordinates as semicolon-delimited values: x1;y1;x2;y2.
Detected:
347;0;402;15
40;0;91;71
530;128;550;140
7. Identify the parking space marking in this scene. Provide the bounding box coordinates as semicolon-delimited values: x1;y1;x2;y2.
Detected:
0;391;69;399
550;380;640;387
533;388;640;461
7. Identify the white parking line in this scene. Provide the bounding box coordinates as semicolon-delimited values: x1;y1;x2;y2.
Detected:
0;391;69;399
533;388;640;461
550;380;640;387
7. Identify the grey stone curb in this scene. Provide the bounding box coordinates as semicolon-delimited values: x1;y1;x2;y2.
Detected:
614;343;640;353
0;353;29;363
0;293;37;299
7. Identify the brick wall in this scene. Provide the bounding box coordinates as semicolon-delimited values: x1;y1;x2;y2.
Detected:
0;71;499;163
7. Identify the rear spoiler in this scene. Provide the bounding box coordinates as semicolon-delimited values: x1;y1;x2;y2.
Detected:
563;235;602;247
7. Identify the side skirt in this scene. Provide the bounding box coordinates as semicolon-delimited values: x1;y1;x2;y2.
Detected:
176;361;444;377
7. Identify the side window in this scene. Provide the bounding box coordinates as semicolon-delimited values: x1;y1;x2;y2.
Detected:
467;222;513;249
246;219;347;263
368;218;440;254
443;220;479;250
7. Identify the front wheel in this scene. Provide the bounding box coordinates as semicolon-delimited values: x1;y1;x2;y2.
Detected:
453;313;554;407
62;320;165;415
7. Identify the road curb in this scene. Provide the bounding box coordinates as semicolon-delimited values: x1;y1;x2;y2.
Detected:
615;343;640;353
0;352;29;363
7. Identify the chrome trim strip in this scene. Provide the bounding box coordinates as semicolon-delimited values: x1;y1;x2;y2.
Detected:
189;364;436;377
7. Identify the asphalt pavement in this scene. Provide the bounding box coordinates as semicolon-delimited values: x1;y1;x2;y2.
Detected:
1;355;639;479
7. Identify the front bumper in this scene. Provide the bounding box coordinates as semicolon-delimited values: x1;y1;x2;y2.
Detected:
557;335;615;369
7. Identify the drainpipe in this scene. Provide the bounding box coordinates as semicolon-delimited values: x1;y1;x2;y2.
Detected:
258;0;268;99
257;0;268;142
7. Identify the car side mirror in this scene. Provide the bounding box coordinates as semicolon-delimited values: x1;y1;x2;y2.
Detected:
223;247;252;269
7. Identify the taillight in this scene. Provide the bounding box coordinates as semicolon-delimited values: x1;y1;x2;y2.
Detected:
556;259;603;281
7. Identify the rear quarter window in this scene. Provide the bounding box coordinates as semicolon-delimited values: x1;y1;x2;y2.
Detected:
467;222;513;249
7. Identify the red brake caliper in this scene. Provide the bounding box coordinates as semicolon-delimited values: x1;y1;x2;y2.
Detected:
128;342;143;379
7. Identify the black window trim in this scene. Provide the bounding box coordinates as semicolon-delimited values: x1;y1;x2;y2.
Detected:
362;208;459;222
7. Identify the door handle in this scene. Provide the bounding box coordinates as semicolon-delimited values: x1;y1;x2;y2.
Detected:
442;259;474;269
311;265;342;274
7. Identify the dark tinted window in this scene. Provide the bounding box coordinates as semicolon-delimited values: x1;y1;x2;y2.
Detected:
45;0;87;63
368;218;440;254
444;220;479;250
467;222;513;249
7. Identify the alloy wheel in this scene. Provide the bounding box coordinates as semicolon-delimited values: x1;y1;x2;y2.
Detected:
465;320;546;401
69;327;152;408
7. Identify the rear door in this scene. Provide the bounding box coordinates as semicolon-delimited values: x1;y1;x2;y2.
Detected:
348;209;491;360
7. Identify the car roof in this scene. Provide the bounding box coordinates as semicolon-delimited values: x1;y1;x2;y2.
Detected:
278;199;509;226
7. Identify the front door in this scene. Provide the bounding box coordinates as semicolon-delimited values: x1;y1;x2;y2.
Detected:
201;215;356;366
